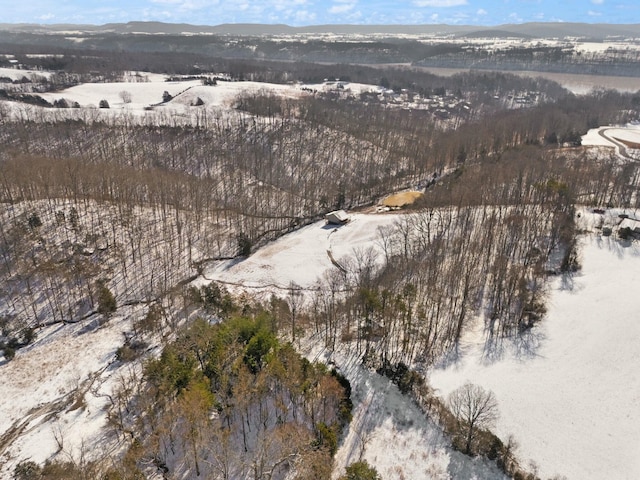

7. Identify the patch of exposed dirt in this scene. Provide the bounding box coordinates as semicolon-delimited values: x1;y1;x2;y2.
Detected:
381;191;424;208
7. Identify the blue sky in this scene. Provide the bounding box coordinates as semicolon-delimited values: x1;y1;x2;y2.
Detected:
5;0;640;26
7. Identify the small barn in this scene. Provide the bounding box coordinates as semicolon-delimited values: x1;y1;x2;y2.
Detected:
325;210;349;225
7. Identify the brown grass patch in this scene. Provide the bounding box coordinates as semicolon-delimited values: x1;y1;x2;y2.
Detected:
381;191;424;208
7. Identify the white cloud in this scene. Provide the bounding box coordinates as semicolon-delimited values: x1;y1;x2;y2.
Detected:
294;9;316;23
508;12;523;22
37;13;56;21
413;0;468;7
476;8;487;15
271;0;309;11
329;5;352;13
591;0;604;4
588;10;602;16
148;0;219;12
329;0;357;14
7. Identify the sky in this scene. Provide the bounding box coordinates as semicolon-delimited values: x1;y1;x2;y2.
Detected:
3;0;640;27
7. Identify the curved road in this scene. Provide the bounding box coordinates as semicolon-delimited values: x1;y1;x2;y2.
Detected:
597;128;636;161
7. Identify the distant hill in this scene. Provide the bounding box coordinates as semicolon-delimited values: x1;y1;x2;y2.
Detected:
494;22;640;40
0;21;639;40
458;29;534;39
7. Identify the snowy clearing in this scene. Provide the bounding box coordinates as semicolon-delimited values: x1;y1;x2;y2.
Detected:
581;124;640;160
198;212;400;296
429;235;640;480
582;124;640;148
37;78;303;113
0;67;52;81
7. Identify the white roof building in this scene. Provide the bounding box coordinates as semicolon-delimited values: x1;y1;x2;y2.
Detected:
324;210;349;225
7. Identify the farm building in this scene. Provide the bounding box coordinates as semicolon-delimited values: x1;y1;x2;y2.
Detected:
324;210;349;225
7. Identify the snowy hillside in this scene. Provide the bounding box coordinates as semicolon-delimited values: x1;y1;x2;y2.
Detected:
1;70;383;126
199;207;640;480
192;205;640;479
305;339;509;480
3;206;640;478
37;78;302;114
0;307;144;476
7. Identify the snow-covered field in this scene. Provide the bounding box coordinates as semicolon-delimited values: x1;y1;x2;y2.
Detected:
38;78;302;114
0;67;52;80
0;70;384;126
429;235;640;480
582;123;640;148
581;124;640;162
198;212;400;297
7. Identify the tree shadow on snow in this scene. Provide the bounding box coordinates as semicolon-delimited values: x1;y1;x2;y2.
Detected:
447;450;509;480
481;328;545;365
512;328;545;361
592;234;640;258
219;256;246;269
559;271;577;292
481;334;507;364
76;315;108;336
558;266;586;293
432;341;474;371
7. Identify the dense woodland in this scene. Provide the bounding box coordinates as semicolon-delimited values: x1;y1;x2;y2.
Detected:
2;42;640;478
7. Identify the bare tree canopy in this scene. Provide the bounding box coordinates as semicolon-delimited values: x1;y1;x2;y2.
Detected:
448;382;499;454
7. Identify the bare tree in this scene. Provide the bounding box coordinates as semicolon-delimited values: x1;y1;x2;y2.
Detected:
119;90;132;104
448;382;499;455
286;281;303;344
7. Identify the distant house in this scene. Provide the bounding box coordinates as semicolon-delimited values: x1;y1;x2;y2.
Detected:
618;218;640;238
324;210;349;225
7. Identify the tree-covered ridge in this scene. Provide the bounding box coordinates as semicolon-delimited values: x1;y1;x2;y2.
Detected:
0;84;636;357
111;312;352;479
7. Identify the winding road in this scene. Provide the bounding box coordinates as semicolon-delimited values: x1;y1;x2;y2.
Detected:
597;127;637;161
